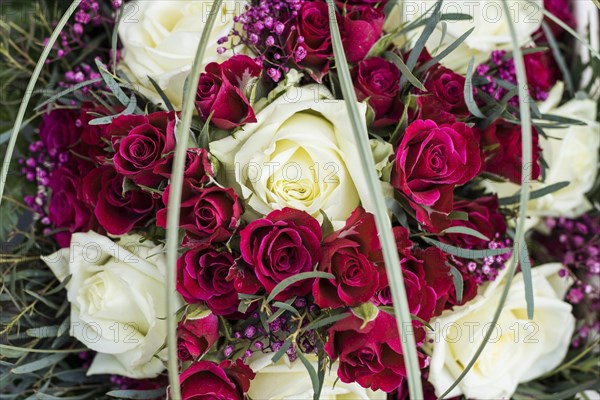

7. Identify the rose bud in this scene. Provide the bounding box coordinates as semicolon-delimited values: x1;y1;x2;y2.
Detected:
196;55;262;130
177;311;220;361
287;1;333;81
340;7;385;63
353;57;404;128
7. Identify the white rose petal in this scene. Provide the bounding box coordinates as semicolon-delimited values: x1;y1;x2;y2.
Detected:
247;353;386;400
118;0;245;109
210;85;373;229
42;231;182;379
428;262;575;399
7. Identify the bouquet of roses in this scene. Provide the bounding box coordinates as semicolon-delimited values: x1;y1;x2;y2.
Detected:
1;0;599;399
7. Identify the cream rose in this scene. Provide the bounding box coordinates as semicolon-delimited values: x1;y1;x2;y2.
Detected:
401;0;543;73
42;232;181;379
247;353;386;400
485;82;600;224
428;263;575;399
118;0;243;109
210;85;373;229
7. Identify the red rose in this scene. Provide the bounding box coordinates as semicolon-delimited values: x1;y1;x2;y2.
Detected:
196;55;261;130
180;359;255;400
81;165;154;235
177;313;219;361
443;196;507;249
79;104;118;162
157;180;242;243
524;51;558;100
392;120;482;229
39;109;80;158
111;112;175;187
540;0;575;37
340;8;384;63
153;148;213;186
353;57;404;128
289;1;332;81
239;208;322;300
177;245;239;316
335;0;388;11
48;166;94;247
418;66;469;124
374;227;453;320
313;207;383;308
325;312;427;393
413;247;454;316
482;119;541;184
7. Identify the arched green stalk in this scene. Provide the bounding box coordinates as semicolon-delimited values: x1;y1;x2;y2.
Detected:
164;1;224;398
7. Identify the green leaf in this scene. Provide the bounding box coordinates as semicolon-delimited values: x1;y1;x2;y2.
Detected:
326;1;424;397
267;272;334;303
541;22;573;95
518;242;534;319
423;237;512;259
88;94;137;125
319;210;335;238
464;57;486;119
34;78;102;110
441;226;490;241
270;340;292;363
271;299;300;319
303;312;351;331
542;9;600;61
399;1;443;90
0;0;82;209
351;302;379;329
498;181;570;206
385;52;426;91
95;58;132;107
147;76;175;112
296;351;322;400
163;1;225;397
417;27;475;72
106;389;166;399
11;353;67;374
449;265;464;304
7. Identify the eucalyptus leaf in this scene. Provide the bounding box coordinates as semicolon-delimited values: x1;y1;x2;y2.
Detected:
106;388;166;399
464;57;486;118
270;340;292;363
498;181;570;206
423;237;512;259
296;351;322;400
441;226;490;241
11;353;67;374
449;265;464;304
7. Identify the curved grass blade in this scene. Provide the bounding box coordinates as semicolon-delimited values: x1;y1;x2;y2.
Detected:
541;21;574;95
0;0;82;209
267;271;334;303
164;1;224;397
439;1;534;396
464;57;486;118
441;226;490;241
542;7;600;61
417;27;475;73
498;181;569;206
385;51;426;91
326;1;423;398
423;237;511;259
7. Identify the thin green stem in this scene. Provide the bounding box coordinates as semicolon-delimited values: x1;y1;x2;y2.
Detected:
325;1;423;398
0;0;82;209
164;1;224;398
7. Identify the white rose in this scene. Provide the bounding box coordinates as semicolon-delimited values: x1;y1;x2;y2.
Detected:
247;353;386;400
118;0;243;109
485;82;600;225
401;0;543;73
41;232;181;379
428;262;575;399
209;85;373;229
